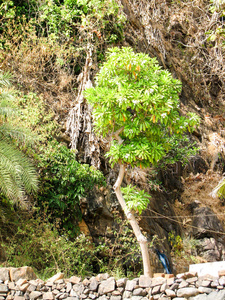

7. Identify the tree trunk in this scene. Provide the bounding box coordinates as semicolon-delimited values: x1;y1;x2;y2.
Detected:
113;163;153;277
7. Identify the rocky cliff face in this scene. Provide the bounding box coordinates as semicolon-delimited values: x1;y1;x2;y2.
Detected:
79;0;225;274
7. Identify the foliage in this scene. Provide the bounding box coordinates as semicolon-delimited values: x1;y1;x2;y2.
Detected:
211;177;225;199
13;92;58;142
0;0;125;45
36;141;106;237
85;47;200;169
2;211;142;279
157;135;199;168
0;71;38;202
168;231;183;256
210;0;225;12
121;185;151;214
9;88;107;236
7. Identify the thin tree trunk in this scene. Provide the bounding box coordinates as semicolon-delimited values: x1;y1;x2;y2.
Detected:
113;129;153;277
113;163;153;277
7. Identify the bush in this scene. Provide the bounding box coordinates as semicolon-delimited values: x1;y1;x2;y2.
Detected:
2;211;142;279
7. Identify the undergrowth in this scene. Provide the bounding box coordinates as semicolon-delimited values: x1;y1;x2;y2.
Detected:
1;209;142;279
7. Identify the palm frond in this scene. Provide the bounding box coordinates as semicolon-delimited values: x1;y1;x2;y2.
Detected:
0;71;12;88
0;140;38;202
0;124;36;145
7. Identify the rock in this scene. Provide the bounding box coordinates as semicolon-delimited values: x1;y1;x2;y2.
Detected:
177;287;200;298
165;289;176;297
96;273;109;281
82;278;90;286
0;268;10;282
97;296;108;300
110;296;122;300
179;280;189;288
112;290;121;296
192;207;223;238
52;289;60;295
73;283;84;296
202;280;211;287
133;288;147;296
43;292;54;299
123;290;132;298
14;296;25;300
189;290;225;299
0;284;8;292
198;286;213;294
70;289;78;297
66;282;72;293
207;291;225;300
69;277;81;285
117;278;127;288
219;276;225;286
8;282;16;290
47;273;64;283
170;282;179;290
16;279;27;286
89;278;99;291
99;277;115;295
10;267;37;281
166;277;175;286
160;283;168;293
29;291;42;299
19;283;29;292
211;280;219;287
117;287;124;293
217;285;224;289
125;280;136;292
151;285;161;295
150;278;166;288
139;276;151;288
59;292;68;299
186;277;198;284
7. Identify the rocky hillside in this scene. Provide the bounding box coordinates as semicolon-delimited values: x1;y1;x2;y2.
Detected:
1;0;225;277
78;0;225;274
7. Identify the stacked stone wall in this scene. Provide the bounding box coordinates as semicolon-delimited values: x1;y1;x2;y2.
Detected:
1;267;225;300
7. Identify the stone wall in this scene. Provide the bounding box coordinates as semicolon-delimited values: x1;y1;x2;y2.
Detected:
1;267;225;300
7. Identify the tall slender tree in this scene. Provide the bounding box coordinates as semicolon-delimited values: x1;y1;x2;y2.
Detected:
85;47;199;277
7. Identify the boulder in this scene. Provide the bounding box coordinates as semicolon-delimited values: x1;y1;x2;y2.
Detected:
177;287;200;298
0;268;10;282
89;277;99;291
10;267;37;282
192;206;224;240
29;291;42;300
99;277;115;295
139;276;151;288
69;276;81;285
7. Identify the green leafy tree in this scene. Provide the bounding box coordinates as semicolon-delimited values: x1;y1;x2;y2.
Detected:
0;71;38;201
85;47;199;277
